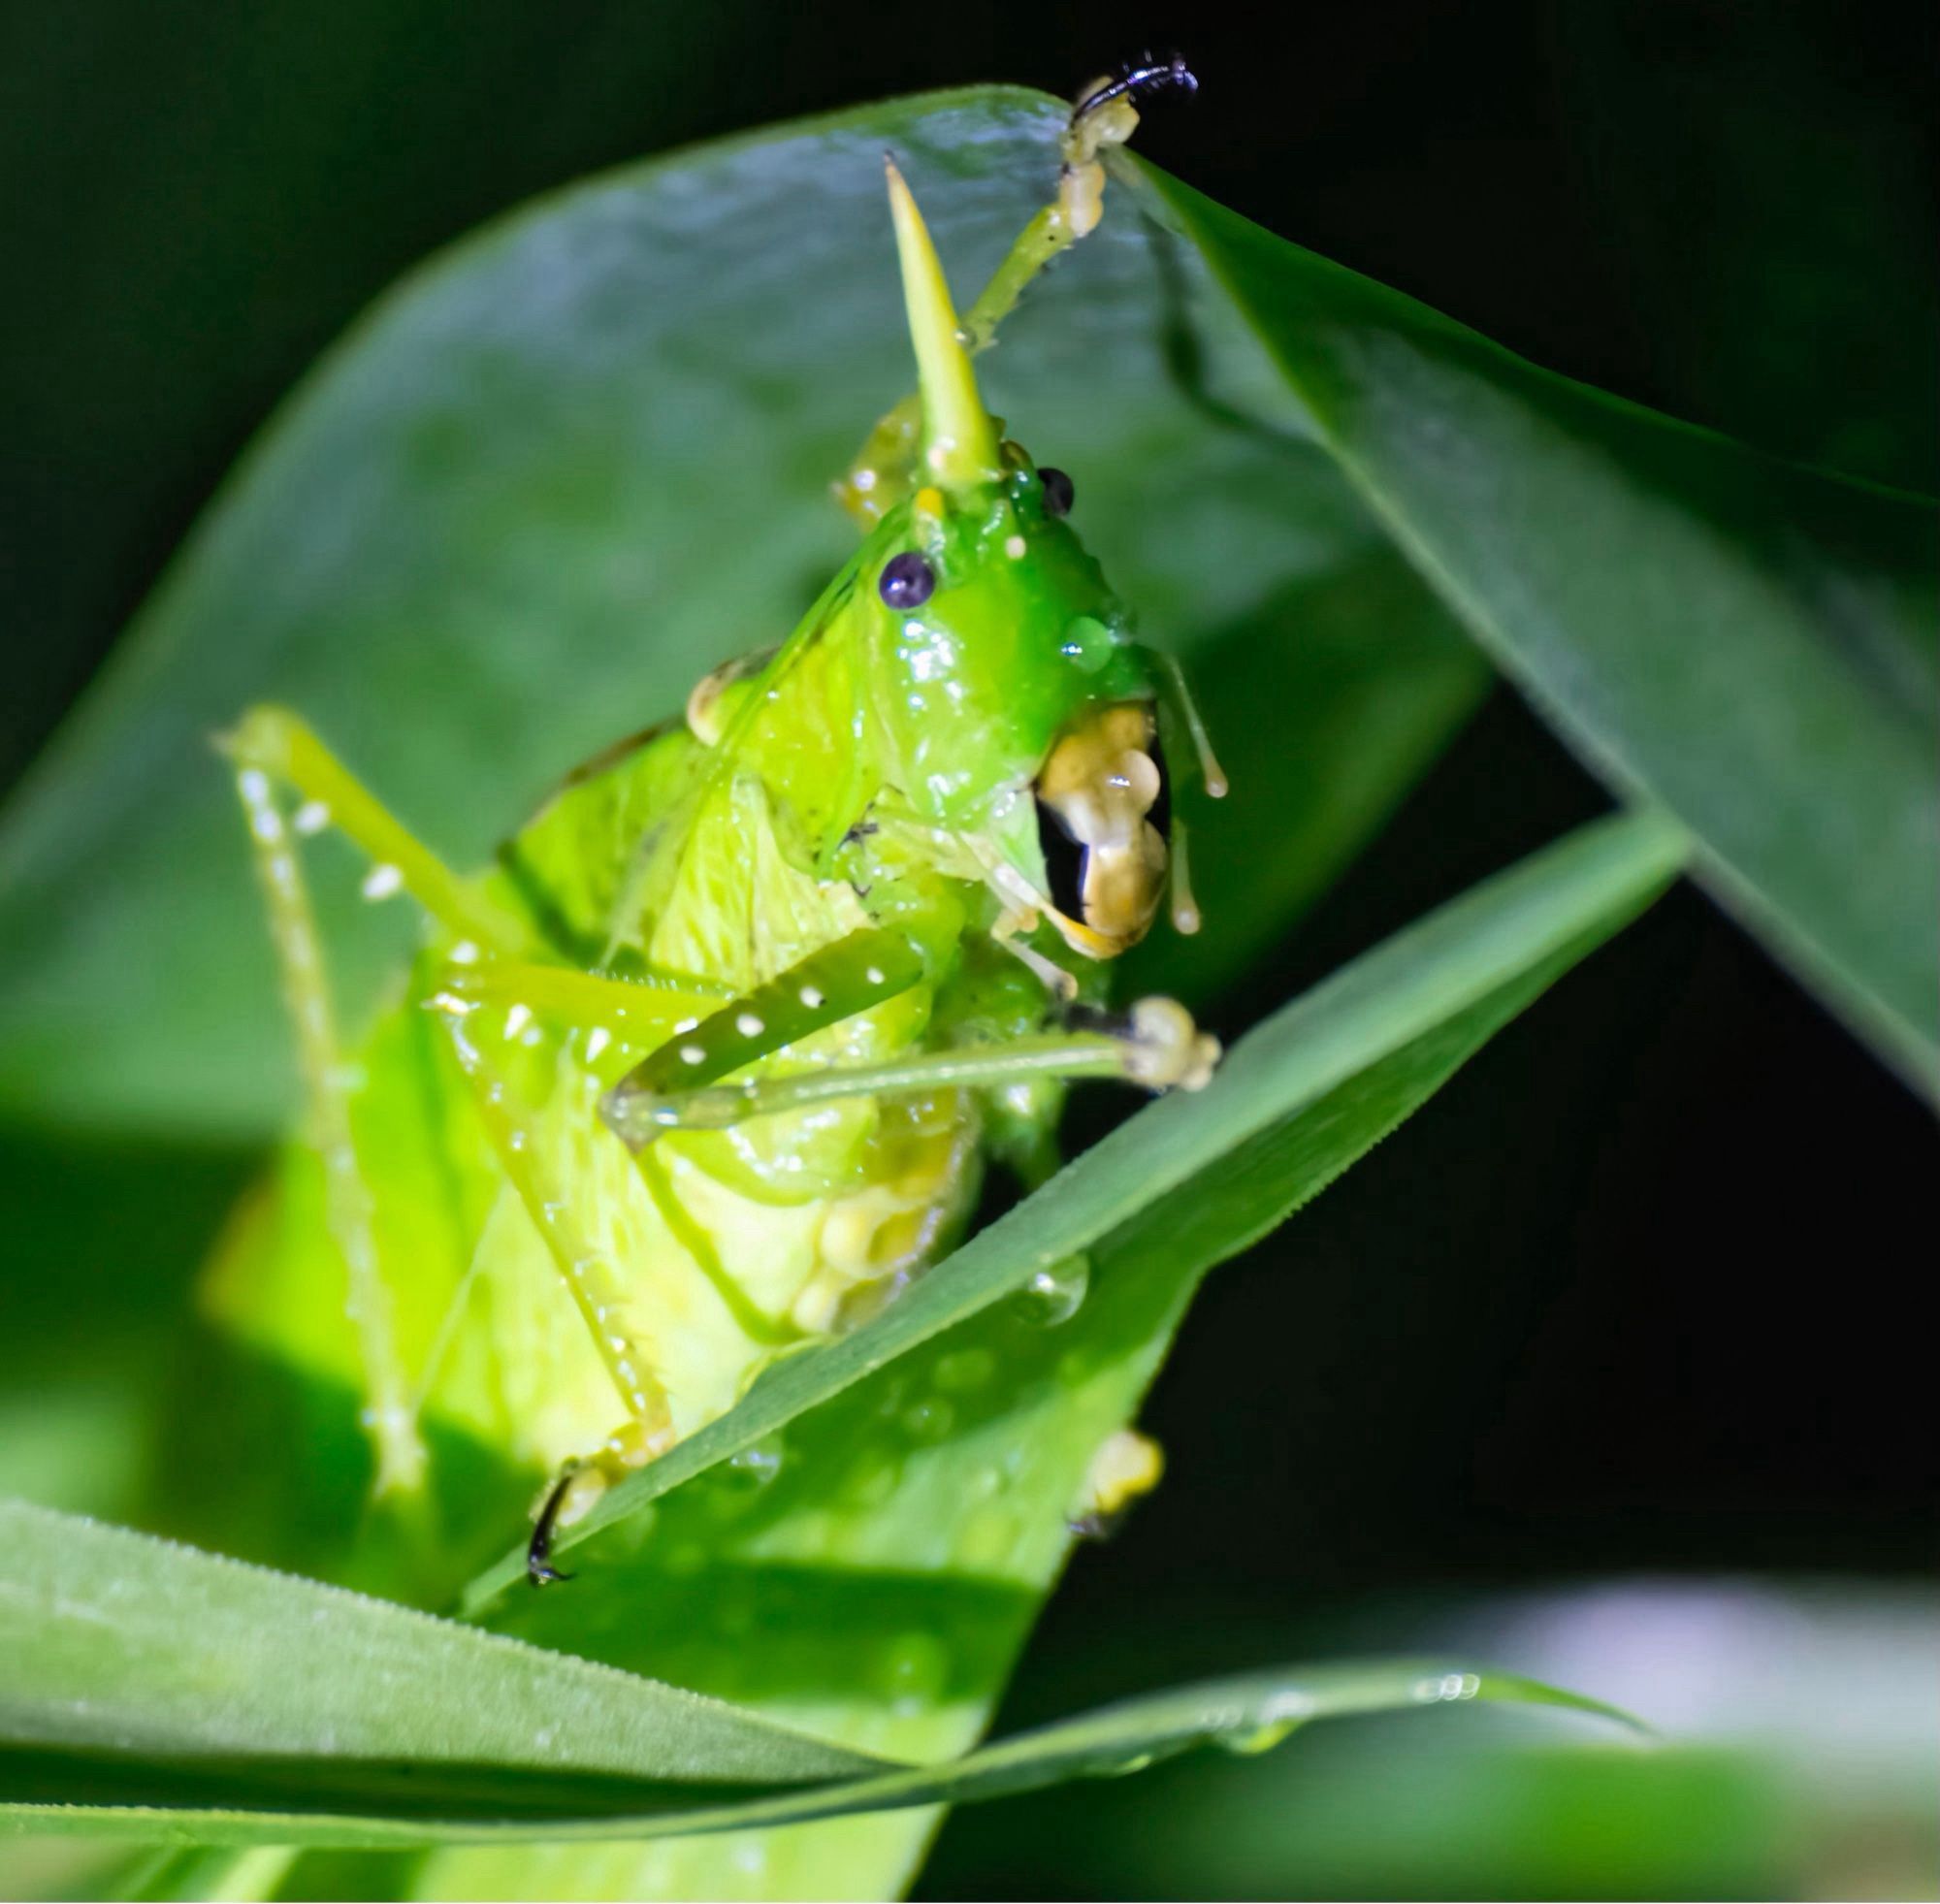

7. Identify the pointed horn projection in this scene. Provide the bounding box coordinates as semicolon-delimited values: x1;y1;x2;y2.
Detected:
885;156;1001;490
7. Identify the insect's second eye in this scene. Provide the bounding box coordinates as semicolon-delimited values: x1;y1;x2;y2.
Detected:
1039;467;1075;517
879;552;936;609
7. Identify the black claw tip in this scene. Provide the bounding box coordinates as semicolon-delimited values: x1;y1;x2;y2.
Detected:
1073;51;1199;125
526;1465;582;1588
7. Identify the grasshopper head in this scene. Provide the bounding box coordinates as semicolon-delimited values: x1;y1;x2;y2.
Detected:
867;163;1175;958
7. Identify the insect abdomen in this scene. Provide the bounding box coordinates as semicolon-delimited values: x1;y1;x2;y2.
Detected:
451;726;986;1464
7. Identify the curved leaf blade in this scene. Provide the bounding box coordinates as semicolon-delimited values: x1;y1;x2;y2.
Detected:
0;1629;1636;1849
1133;167;1940;1091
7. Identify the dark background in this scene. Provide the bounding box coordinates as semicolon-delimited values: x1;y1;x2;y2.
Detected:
1;0;1933;1894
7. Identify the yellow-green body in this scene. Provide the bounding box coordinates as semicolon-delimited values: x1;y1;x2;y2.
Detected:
195;85;1227;1904
209;149;1212;1569
210;578;1095;1492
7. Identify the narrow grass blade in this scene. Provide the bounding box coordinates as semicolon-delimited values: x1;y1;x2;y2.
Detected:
0;1653;1635;1848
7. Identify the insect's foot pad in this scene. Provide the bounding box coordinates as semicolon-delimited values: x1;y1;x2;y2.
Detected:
1120;998;1220;1091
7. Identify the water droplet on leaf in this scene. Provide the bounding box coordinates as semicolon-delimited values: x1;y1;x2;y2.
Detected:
1017;1257;1088;1326
727;1436;785;1488
1216;1721;1297;1757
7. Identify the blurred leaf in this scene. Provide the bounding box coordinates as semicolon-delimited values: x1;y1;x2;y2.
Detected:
0;1130;252;1524
1127;549;1488;1005
922;1579;1940;1901
0;1503;1631;1847
1551;2;1938;491
113;1845;297;1902
0;88;1460;1142
1131;165;1940;1091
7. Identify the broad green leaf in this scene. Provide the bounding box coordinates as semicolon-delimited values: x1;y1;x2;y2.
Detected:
1126;165;1940;1091
0;1496;885;1816
0;87;1471;1141
463;807;1684;1604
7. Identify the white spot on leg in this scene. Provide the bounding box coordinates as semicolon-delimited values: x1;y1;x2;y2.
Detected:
1004;534;1027;560
585;1027;611;1062
735;1012;764;1037
292;799;331;836
503;1002;533;1041
361;862;403;901
680;1044;706;1065
865;966;886;986
799;984;824;1009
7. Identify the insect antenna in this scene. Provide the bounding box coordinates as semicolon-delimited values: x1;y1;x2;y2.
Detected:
526;1466;581;1587
1072;51;1199;127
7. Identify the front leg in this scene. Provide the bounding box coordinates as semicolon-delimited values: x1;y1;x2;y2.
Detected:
600;939;1218;1148
835;70;1167;526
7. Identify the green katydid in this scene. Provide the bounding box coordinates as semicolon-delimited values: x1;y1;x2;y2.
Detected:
213;66;1224;1587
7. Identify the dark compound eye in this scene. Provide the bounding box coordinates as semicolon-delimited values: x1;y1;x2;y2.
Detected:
1039;467;1075;518
879;551;936;609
